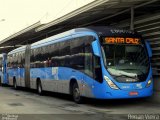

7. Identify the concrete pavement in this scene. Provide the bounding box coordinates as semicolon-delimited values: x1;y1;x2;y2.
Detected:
0;86;160;120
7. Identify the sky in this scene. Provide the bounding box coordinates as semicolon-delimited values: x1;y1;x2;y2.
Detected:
0;0;94;41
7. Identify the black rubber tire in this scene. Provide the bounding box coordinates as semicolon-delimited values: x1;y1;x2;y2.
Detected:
72;83;83;104
37;81;43;95
13;78;17;89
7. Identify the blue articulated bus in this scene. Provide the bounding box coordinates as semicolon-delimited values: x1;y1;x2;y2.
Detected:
0;53;8;85
7;27;153;103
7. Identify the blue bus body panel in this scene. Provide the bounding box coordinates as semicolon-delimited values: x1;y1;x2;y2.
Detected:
30;67;84;81
30;66;153;99
8;69;19;79
91;66;153;99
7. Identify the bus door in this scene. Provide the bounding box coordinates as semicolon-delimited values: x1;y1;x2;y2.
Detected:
20;68;24;86
17;67;21;86
82;75;93;97
93;56;103;84
25;45;31;88
15;52;23;86
91;40;103;88
83;55;103;97
83;44;94;97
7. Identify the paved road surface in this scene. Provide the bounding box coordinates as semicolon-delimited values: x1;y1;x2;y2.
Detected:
0;86;159;120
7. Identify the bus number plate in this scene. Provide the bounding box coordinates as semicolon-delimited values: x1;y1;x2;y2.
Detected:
129;91;138;96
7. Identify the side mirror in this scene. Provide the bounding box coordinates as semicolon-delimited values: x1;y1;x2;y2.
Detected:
145;41;152;58
92;41;100;57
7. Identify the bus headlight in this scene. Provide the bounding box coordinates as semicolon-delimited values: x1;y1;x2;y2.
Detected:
104;76;119;90
146;79;152;87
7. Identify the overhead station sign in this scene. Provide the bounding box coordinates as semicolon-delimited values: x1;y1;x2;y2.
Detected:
103;37;141;44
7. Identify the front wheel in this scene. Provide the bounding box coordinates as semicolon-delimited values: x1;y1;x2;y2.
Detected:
72;83;83;104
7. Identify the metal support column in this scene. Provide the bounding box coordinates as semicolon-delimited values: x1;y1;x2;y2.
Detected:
130;6;134;30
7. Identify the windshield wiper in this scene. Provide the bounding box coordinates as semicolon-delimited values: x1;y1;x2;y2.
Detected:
113;74;139;80
119;68;146;77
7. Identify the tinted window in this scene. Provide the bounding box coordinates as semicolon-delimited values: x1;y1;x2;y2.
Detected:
50;42;60;67
70;37;85;71
21;51;25;68
7;55;11;68
30;49;34;68
59;40;70;67
84;36;94;77
29;36;96;79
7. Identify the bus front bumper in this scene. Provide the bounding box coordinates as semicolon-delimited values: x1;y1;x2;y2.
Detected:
104;87;153;99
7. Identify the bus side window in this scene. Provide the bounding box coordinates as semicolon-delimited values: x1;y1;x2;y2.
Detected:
94;56;103;83
70;37;85;71
84;45;93;77
84;36;95;77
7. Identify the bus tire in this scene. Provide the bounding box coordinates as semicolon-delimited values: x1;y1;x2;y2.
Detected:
37;80;43;95
72;82;83;104
13;77;17;89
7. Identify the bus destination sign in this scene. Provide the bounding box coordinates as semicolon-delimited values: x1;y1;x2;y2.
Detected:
103;37;141;44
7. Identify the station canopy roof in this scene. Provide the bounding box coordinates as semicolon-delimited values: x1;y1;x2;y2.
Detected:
0;0;159;53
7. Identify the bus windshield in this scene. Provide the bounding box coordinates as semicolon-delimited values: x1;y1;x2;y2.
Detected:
101;44;150;83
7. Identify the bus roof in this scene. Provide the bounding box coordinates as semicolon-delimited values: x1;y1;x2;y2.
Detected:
31;27;139;49
30;28;96;49
8;45;26;55
8;26;140;54
8;28;94;54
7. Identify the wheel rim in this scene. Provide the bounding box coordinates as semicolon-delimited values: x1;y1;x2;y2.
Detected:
73;87;80;101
